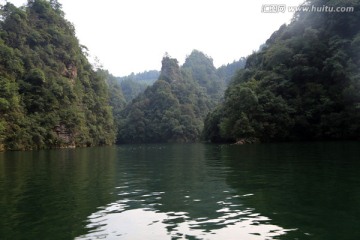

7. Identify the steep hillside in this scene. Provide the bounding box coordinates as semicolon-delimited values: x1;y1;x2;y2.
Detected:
117;55;211;143
0;0;117;150
118;70;159;102
217;57;246;84
182;50;225;105
98;69;127;134
204;0;360;143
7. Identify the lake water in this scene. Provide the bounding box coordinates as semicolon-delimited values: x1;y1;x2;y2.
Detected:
0;142;359;240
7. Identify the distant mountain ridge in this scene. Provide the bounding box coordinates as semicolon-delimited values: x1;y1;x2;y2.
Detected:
116;50;246;143
118;70;160;85
0;1;248;150
116;56;246;103
116;70;159;102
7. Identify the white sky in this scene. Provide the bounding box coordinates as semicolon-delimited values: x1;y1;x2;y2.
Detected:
7;0;305;76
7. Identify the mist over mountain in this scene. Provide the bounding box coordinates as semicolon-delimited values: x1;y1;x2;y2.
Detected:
203;0;360;143
1;0;358;151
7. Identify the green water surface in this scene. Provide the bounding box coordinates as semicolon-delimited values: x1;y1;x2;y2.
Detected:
0;142;359;239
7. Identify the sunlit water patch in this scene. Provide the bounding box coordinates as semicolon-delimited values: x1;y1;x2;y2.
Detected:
76;189;294;240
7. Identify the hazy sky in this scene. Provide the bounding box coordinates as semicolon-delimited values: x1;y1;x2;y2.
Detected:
7;0;305;76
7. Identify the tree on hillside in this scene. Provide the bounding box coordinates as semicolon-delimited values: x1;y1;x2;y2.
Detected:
204;0;360;143
0;0;118;150
117;55;211;143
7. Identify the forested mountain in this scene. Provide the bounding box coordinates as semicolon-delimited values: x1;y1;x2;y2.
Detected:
119;79;149;102
204;0;360;143
97;69;126;134
182;50;225;107
117;70;159;102
217;57;246;84
117;55;214;143
118;70;159;84
0;0;118;151
0;0;246;150
118;54;246;104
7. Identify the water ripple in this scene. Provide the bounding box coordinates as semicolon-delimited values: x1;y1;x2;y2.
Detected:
76;188;294;240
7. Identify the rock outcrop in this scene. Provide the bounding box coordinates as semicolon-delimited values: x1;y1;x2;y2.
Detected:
54;124;75;148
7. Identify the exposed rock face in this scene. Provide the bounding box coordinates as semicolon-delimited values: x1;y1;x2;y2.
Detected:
54;124;75;148
234;138;259;145
62;64;78;80
158;56;183;83
68;64;78;79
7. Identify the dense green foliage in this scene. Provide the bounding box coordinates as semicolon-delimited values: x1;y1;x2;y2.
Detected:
204;0;360;143
217;57;246;84
0;0;117;150
118;70;159;84
116;49;246;143
119;79;149;102
182;50;225;107
118;70;159;102
117;55;213;143
117;52;245;105
97;69;126;134
0;0;245;150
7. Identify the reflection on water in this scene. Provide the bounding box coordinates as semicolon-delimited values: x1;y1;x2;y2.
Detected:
77;190;291;240
1;142;360;240
76;144;294;240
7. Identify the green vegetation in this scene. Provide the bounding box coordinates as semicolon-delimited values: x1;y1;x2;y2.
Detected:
116;50;245;144
117;55;211;143
0;0;118;150
118;70;159;85
0;1;244;150
182;50;225;107
217;57;246;84
118;70;159;102
204;0;360;143
116;49;247;144
3;0;356;149
97;69;127;135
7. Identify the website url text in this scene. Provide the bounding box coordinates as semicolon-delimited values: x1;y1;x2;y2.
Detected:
261;4;354;13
